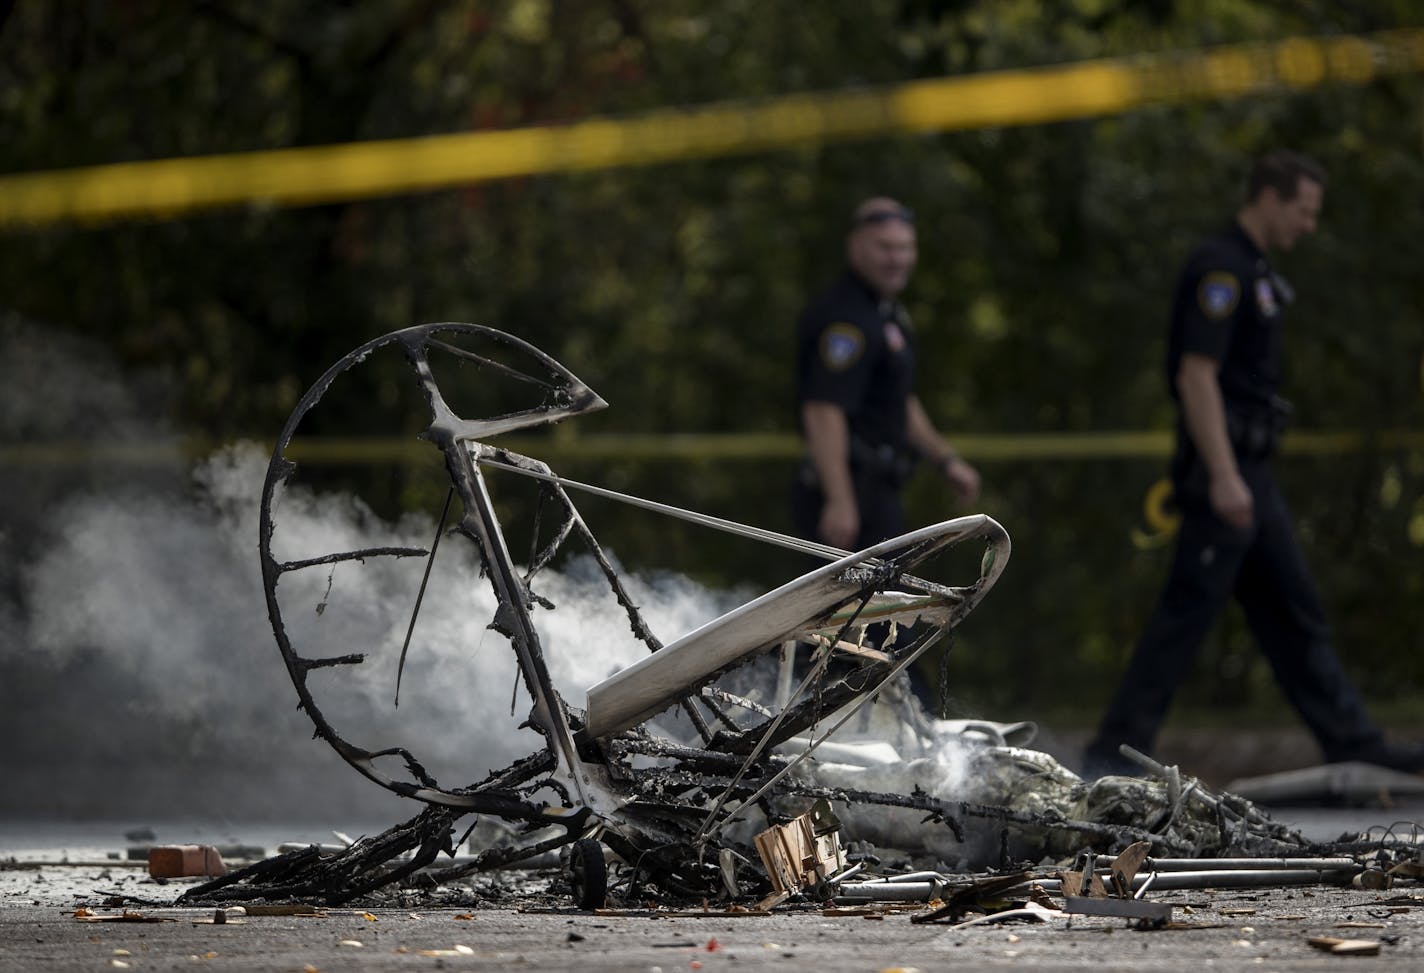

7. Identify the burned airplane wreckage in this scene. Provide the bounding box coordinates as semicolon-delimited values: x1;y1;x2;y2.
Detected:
187;323;1398;910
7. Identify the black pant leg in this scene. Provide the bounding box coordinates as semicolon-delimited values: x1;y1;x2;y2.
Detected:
1232;469;1383;757
789;468;903;551
854;473;905;550
1088;502;1249;760
790;475;822;544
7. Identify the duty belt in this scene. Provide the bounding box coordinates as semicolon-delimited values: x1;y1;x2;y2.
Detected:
849;437;916;487
797;438;916;490
1226;395;1293;458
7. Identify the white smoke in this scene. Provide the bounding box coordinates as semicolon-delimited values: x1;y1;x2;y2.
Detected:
5;435;743;823
0;317;750;825
0;317;997;841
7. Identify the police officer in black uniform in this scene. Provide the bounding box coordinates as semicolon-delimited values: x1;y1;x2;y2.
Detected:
792;197;980;552
1084;151;1424;778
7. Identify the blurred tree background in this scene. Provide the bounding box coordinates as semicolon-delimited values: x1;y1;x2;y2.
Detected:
2;0;1421;732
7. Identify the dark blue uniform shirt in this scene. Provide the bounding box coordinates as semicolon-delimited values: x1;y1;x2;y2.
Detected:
1167;221;1292;486
795;268;916;454
1167;221;1287;414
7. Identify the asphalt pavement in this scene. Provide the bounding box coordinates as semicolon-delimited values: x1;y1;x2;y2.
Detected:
3;802;1424;972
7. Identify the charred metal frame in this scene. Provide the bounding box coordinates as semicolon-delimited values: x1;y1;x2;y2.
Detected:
253;321;1360;910
238;323;1024;901
153;322;1406;912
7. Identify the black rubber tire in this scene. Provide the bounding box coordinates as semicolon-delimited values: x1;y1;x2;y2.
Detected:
569;838;608;910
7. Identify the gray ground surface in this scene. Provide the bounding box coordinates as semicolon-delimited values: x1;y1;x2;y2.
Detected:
4;805;1424;972
2;891;1422;973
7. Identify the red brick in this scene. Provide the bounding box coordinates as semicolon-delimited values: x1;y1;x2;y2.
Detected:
147;845;227;879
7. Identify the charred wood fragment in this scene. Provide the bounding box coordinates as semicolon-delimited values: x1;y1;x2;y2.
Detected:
179;807;463;906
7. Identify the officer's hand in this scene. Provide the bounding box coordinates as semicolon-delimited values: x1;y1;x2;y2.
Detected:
1209;472;1253;530
819;496;860;550
944;457;980;505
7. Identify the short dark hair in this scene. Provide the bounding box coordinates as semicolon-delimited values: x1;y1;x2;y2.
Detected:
850;201;915;229
1247;150;1327;202
851;205;915;228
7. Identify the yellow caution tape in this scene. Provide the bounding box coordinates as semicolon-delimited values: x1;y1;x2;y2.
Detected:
1;30;1421;227
4;428;1423;467
1130;477;1183;550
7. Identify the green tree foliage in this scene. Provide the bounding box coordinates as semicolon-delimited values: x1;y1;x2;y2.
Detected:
1;0;1421;725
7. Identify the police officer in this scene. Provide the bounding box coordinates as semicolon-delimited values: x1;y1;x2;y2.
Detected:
1083;151;1424;778
792;196;980;552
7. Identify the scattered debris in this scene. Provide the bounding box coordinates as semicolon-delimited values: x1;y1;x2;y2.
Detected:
148;845;226;879
1110;840;1151;897
656;908;773;918
1063;896;1172;929
942;902;1063;928
1354;869;1393;890
753;801;845;899
909;872;1034;923
179;807;460;906
128;844;263;863
1308;936;1382;956
238;903;327;917
195;323;1424;917
73;909;176;924
415;945;476;957
236;323;1015;907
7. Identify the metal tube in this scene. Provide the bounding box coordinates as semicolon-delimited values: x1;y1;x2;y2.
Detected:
1144;857;1359;872
884;872;945;885
478;455;850;561
1034;868;1356;893
825;862;866;886
848;859;1362;905
860;871;949;884
1130;869;1358;890
836;882;940;902
1119;745;1273;826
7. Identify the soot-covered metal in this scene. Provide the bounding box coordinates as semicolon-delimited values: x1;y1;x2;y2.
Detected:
188;324;1397;911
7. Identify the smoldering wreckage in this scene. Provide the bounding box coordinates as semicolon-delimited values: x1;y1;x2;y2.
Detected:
163;324;1423;934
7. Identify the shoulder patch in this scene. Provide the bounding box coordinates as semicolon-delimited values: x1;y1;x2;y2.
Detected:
1197;271;1240;321
1254;277;1279;317
820;322;865;371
